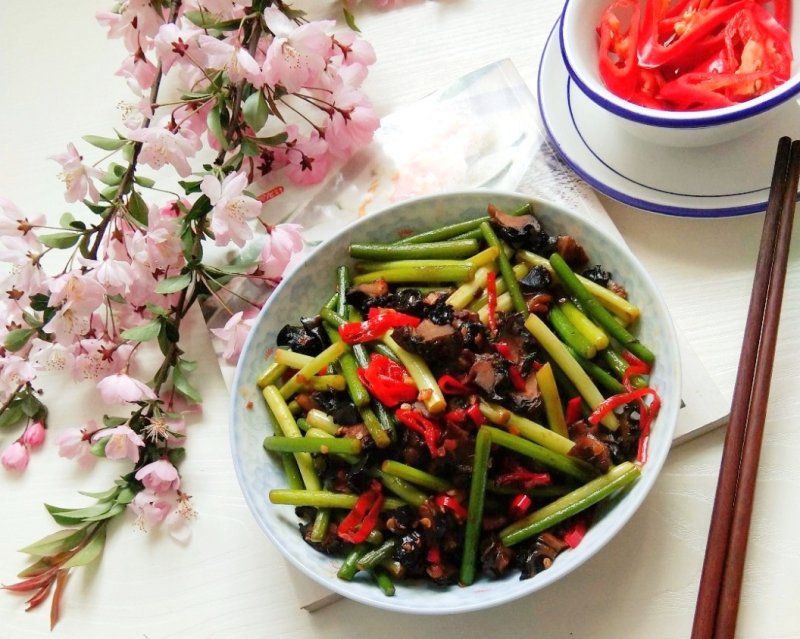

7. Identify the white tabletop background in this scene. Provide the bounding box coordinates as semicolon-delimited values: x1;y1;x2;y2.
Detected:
1;1;799;637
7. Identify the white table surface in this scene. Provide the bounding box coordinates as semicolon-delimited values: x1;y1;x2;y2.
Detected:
2;1;799;637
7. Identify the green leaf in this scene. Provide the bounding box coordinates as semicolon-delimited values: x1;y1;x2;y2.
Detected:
97;171;122;186
83;201;109;215
179;358;198;372
22;311;42;328
59;212;75;228
121;319;162;342
114;487;136;506
62;526;106;568
241;138;259;157
207;105;228;150
46;502;112;526
134;175;156;188
248;132;289;146
90;438;109;458
29;293;50;312
0;404;24;429
39;232;80;249
20;392;43;418
187;194;211;221
127;190;149;226
4;328;34;352
183;9;223;29
243;90;269;132
168;447;186;467
82;502;126;522
82;135;129;151
101;415;127;429
18;528;87;557
178;179;202;195
145;302;170;317
79;485;119;500
173;362;202;403
343;7;360;32
155;272;192;295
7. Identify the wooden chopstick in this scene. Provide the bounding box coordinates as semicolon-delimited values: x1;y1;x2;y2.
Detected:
691;136;799;639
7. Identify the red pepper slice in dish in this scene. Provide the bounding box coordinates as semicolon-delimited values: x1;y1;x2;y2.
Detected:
598;0;642;99
357;353;418;406
395;408;442;457
638;0;750;68
486;271;498;335
434;494;468;521
338;308;421;344
337;480;385;544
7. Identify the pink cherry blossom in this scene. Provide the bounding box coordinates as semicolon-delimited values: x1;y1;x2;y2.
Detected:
262;8;333;93
1;355;36;388
71;339;132;381
260;223;304;280
49;143;102;204
129;489;172;529
21;421;46;448
325;87;379;159
96;424;145;462
98;373;158;405
1;442;30;472
135;459;180;493
201;171;262;247
197;35;262;85
0;197;46;243
282;128;331;186
330;30;377;69
48;271;107;315
57;421;100;468
78;256;135;297
154;22;203;72
211;308;257;364
128;125;199;177
28;339;74;373
41;307;91;345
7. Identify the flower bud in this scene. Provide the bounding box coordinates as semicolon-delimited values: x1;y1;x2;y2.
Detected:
1;442;30;472
21;421;46;448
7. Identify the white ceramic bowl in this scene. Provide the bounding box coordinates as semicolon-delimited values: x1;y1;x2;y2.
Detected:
229;190;681;614
560;0;800;147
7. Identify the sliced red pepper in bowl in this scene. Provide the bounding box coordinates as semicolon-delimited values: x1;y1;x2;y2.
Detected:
598;0;642;100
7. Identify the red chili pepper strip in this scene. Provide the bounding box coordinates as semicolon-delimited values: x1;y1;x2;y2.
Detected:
435;494;468;521
588;386;660;426
564;396;584;426
395;408;442;457
337;480;385;544
638;0;750;68
637;391;662;464
597;0;641;100
495;468;551;490
494;341;514;361
338;308;420;344
357;353;418;406
466;403;485;427
509;494;532;520
437;374;472;395
486;271;498;335
508;366;527;392
563;516;589;548
426;545;441;564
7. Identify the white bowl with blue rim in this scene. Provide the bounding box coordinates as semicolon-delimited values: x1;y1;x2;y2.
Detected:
229;190;681;614
559;0;800;147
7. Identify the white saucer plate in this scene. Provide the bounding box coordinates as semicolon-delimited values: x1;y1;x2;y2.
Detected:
537;18;800;217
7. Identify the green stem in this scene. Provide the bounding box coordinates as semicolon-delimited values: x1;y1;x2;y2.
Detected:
350;239;480;261
459;427;492;586
499;462;640;546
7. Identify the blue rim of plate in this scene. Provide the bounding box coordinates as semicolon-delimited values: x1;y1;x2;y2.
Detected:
537;18;778;218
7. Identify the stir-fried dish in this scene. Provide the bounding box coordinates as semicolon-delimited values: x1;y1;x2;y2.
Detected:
257;202;661;595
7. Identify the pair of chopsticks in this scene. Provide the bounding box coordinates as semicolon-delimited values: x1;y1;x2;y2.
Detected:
691;136;799;639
